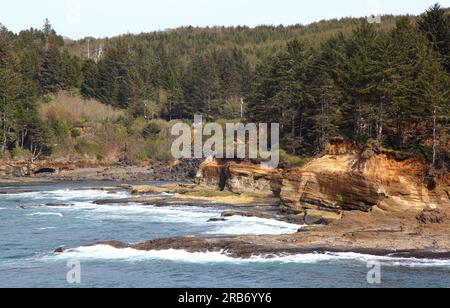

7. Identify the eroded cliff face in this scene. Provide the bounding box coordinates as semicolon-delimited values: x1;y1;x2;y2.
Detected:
196;144;450;219
281;150;449;215
196;157;283;197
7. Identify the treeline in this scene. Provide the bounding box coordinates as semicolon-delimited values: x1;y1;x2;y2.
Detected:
79;39;252;119
247;4;449;168
0;19;82;161
73;14;400;119
0;4;449;168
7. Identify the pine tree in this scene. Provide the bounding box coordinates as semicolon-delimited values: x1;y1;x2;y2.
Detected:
38;45;64;93
305;37;344;152
418;3;450;72
80;59;98;99
329;22;380;141
62;50;81;89
385;17;428;149
0;28;22;154
417;46;450;167
184;52;221;119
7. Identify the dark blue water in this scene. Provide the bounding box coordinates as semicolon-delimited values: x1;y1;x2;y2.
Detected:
0;182;449;288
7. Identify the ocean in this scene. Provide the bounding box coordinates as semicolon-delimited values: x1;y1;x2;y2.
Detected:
0;181;449;288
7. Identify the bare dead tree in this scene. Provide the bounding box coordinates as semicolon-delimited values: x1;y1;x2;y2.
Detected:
29;140;43;164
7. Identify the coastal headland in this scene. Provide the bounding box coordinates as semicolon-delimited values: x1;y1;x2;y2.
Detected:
41;141;450;259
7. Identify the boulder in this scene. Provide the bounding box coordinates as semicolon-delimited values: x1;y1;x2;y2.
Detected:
54;247;66;253
207;218;228;222
416;209;447;225
303;209;343;225
34;168;56;175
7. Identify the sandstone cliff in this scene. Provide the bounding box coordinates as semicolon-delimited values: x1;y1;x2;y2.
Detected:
196;157;283;197
281;144;449;216
196;143;450;222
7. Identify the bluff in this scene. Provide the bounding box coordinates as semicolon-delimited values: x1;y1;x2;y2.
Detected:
196;143;450;222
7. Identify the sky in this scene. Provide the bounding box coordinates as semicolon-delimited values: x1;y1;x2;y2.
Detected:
1;0;449;39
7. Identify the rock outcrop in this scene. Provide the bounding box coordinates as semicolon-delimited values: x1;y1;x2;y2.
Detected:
416;208;448;225
196;157;283;197
280;144;449;215
77;205;450;259
196;143;450;223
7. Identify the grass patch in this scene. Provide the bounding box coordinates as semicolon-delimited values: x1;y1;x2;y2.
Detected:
40;92;125;126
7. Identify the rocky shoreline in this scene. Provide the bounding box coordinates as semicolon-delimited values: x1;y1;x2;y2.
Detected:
0;159;201;184
53;180;450;260
4;141;449;261
70;207;449;259
57;206;450;259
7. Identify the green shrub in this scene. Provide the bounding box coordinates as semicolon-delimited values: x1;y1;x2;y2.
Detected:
50;119;69;139
75;117;88;127
129;117;148;136
142;122;163;138
75;140;99;156
125;136;148;164
10;148;31;160
146;130;174;163
219;98;242;120
280;150;310;168
70;128;82;138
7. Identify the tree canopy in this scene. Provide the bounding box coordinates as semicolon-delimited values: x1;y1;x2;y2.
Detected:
0;4;449;169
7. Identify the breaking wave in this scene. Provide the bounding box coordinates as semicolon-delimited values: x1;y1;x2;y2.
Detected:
47;245;450;267
27;212;63;218
4;189;129;201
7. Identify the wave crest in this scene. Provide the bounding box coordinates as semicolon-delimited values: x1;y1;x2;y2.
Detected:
46;245;450;267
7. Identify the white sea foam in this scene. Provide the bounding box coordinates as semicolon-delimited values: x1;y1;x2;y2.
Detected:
38;227;57;230
48;245;450;267
50;245;237;263
27;212;63;218
71;203;217;223
6;189;129;201
206;216;302;235
0;207;6;210
3;185;301;235
57;202;301;235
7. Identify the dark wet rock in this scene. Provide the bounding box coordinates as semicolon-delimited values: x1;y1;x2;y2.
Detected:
1;158;200;183
416;209;447;225
75;198;450;260
207;218;228;222
284;214;307;225
85;233;450;260
94;199;130;205
34;168;56;175
45;203;72;207
54;247;66;253
221;210;273;220
0;190;36;195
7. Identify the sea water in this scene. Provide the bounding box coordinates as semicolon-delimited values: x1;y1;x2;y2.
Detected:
0;182;449;288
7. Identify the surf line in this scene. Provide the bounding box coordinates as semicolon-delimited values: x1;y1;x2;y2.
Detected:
178;292;213;306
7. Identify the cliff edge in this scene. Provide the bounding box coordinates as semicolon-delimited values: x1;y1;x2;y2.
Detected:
196;142;449;223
